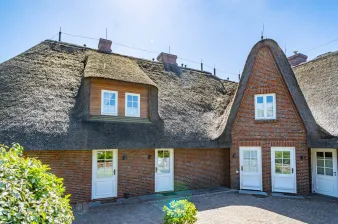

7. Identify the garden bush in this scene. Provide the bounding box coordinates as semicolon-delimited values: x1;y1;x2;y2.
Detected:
0;143;74;224
163;199;197;224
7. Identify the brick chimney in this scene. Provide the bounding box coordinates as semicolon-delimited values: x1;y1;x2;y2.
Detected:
157;52;177;64
288;51;308;67
98;38;112;53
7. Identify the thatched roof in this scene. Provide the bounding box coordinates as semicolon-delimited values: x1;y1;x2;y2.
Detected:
85;51;156;87
0;40;237;150
293;51;338;144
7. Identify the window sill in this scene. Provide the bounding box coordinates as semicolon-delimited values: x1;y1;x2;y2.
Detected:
254;119;277;124
86;115;153;124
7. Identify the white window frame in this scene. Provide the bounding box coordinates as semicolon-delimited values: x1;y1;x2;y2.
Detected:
254;93;276;120
101;90;118;116
125;93;141;117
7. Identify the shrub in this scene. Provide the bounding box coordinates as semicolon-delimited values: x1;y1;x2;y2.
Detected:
163;199;197;224
0;143;74;224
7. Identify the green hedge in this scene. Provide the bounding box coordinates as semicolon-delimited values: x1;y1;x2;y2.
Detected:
0;143;74;223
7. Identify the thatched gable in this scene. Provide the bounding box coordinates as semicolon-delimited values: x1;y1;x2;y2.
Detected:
293;51;338;146
219;39;324;147
0;40;237;150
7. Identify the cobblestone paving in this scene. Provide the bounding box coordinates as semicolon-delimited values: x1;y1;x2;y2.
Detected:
74;192;338;224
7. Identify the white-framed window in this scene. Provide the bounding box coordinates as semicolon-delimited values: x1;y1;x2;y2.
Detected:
254;93;276;120
125;93;140;117
101;90;118;116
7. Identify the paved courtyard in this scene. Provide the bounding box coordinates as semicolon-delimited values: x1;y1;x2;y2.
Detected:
74;191;338;224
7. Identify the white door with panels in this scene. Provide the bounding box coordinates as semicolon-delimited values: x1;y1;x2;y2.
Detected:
155;149;174;192
92;150;118;199
312;148;337;197
240;147;262;191
271;147;296;193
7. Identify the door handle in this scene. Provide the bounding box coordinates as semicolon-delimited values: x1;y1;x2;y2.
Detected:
292;168;294;174
113;169;116;175
156;167;157;173
334;172;336;176
241;166;243;171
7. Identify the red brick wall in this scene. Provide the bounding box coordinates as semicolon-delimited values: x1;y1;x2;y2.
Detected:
24;148;230;202
230;47;310;194
117;149;155;198
174;149;230;190
24;150;92;203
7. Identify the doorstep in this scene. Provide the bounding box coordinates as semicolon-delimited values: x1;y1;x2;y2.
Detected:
271;192;304;199
239;190;268;197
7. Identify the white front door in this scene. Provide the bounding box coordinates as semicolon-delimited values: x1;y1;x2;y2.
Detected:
271;147;296;193
155;149;174;192
312;148;338;197
240;147;262;191
92;150;118;199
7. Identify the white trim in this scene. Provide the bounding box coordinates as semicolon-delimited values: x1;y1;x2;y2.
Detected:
101;90;118;116
239;146;263;191
271;147;297;193
125;92;141;117
155;148;174;192
92;149;118;200
254;93;276;120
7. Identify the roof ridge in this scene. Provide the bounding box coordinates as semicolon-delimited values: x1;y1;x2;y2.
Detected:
293;50;338;68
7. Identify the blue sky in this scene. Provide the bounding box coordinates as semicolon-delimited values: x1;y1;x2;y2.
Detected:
1;0;338;81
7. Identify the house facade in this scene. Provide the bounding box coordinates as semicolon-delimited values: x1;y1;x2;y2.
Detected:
0;38;337;203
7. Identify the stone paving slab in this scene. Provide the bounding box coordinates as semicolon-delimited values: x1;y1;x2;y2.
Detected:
74;191;338;224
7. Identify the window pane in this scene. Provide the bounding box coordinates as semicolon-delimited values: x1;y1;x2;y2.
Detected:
163;150;170;158
243;150;250;159
250;161;258;172
317;152;324;159
133;96;138;101
243;159;250;172
97;151;105;160
106;151;113;160
317;159;324;167
267;96;273;103
104;92;109;99
275;165;282;174
283;151;290;158
257;96;263;104
109;105;116;113
275;159;283;165
325;152;332;158
257;109;264;117
157;151;170;174
133;102;138;108
110;99;115;106
127;95;132;101
110;93;115;100
283;159;290;165
250;151;257;159
104;99;109;105
317;167;324;175
326;168;333;176
275;151;283;158
325;159;333;168
282;165;291;174
127;102;132;108
267;109;274;117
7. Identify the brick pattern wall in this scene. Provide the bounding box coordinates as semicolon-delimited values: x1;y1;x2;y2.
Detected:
24;148;230;202
24;150;92;203
230;47;310;194
174;149;230;190
117;149;155;198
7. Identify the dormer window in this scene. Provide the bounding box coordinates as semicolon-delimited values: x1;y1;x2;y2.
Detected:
125;93;140;117
255;94;276;120
101;90;118;116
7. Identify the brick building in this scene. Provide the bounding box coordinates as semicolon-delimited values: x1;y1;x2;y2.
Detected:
0;38;337;203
